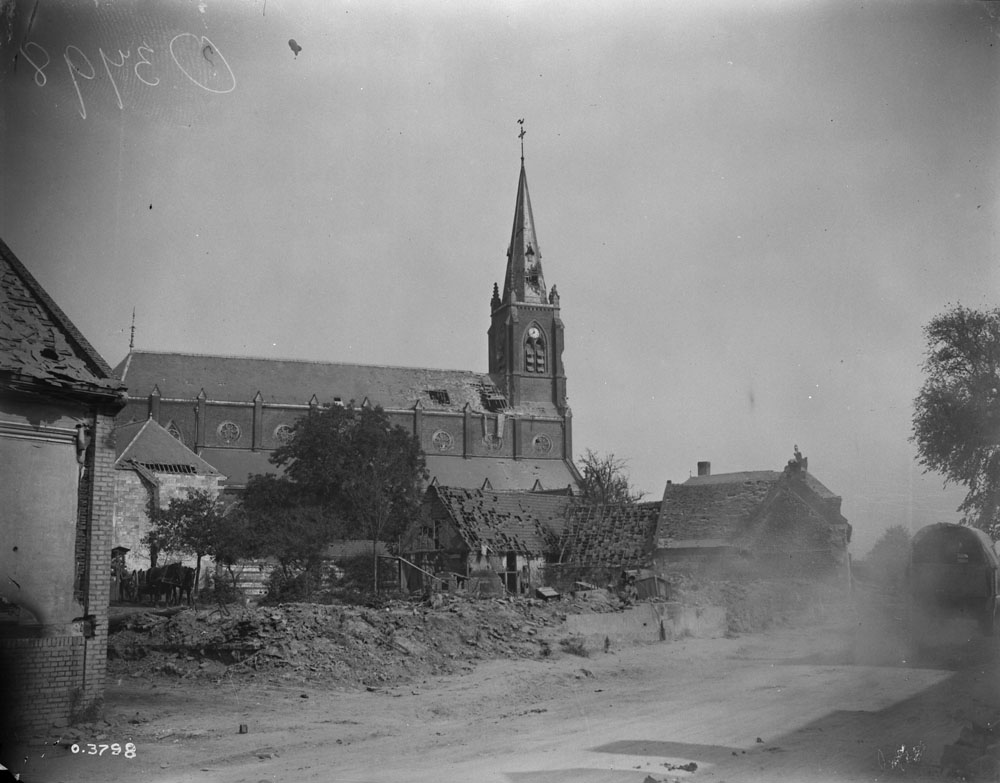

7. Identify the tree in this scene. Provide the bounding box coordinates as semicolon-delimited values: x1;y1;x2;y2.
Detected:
269;404;428;591
238;473;337;578
576;449;645;505
145;489;233;595
912;304;1000;540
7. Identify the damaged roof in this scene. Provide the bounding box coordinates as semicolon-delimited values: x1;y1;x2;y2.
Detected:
0;238;124;402
559;502;662;568
656;468;847;548
656;474;779;547
417;488;664;567
427;486;573;556
113;350;562;417
115;418;222;476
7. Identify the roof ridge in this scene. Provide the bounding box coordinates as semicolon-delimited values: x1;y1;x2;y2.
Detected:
123;348;495;378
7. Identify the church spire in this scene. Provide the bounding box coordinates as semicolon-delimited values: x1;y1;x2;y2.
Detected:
487;134;567;413
502;158;547;305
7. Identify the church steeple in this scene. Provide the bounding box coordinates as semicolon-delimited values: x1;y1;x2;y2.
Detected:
502;162;548;306
488;145;567;414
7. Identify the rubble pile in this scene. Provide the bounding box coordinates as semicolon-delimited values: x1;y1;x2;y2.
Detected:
940;718;1000;781
108;593;602;687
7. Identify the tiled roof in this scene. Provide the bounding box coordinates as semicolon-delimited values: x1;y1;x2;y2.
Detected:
657;468;847;549
115;418;222;476
113;350;561;417
0;238;124;400
656;476;777;546
558;501;662;568
683;470;782;486
425;455;578;493
429;486;572;556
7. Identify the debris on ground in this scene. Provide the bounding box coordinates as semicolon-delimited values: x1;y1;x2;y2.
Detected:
107;579;841;690
109;594;597;687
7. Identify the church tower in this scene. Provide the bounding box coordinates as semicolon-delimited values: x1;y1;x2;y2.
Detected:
488;156;567;413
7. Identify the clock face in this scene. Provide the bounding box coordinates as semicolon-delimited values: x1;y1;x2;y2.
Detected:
527;326;540;339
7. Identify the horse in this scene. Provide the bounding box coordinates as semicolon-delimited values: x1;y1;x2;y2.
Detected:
175;566;196;607
141;566;169;606
160;562;196;607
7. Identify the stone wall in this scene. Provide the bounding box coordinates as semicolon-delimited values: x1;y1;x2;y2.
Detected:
112;469;223;572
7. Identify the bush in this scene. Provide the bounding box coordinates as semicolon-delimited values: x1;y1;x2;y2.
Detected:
338;554;375;587
559;636;589;657
263;566;323;603
206;577;245;606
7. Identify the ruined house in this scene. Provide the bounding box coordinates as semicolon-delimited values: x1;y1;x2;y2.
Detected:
654;457;852;580
0;239;126;739
399;486;572;595
552;502;663;591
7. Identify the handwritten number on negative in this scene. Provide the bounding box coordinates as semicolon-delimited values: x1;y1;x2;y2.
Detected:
19;41;50;87
99;48;130;110
134;42;159;87
169;34;235;94
64;46;96;119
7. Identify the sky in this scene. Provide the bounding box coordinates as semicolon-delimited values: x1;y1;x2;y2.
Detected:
2;0;998;555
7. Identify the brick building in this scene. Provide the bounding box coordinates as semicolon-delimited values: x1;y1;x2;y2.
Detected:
112;159;580;496
0;239;126;743
654;455;852;579
112;417;226;573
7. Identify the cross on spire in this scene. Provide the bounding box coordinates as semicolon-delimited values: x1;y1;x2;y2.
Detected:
517;118;526;161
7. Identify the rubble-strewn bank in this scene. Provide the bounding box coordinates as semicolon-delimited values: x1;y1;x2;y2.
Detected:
107;578;839;688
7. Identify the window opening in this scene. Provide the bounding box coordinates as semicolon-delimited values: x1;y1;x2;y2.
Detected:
427;389;451;405
524;330;546;373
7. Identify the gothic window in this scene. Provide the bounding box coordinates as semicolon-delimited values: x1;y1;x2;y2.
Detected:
274;424;294;445
524;326;546;374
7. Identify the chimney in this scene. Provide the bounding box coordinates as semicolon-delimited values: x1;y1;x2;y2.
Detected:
697;461;711;477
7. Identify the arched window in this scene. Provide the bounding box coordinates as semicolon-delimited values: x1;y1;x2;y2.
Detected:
524;326;546;374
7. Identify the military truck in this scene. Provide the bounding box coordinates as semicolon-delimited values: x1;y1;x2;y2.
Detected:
905;523;999;639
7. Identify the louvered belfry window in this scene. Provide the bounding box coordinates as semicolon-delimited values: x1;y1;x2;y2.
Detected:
524;332;546;373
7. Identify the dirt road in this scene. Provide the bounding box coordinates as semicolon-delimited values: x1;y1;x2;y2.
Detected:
10;600;1000;783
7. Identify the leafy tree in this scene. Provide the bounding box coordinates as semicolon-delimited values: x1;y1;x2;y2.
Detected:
268;404;428;591
145;489;232;594
912;305;1000;539
238;473;337;578
577;449;645;505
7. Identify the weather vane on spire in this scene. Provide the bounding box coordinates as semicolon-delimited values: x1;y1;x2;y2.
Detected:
517;118;526;161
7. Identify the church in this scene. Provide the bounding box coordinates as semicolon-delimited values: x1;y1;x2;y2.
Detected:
113;158;582;496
